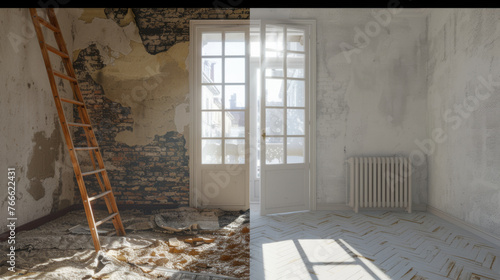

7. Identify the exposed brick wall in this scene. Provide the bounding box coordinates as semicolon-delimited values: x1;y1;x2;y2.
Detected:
72;8;248;208
132;8;250;54
103;8;130;26
72;45;190;207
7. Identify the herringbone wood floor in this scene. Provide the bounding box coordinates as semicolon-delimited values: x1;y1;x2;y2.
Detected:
250;205;500;280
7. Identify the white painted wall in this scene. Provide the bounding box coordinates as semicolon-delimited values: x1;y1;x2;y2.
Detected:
0;8;76;233
426;9;500;236
251;8;429;208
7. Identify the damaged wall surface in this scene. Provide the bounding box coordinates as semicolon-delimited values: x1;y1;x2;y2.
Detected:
71;8;249;207
251;9;429;208
3;7;498;240
426;9;500;236
0;8;75;233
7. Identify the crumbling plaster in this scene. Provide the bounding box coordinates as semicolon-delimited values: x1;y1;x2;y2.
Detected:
70;8;248;208
91;41;190;147
73;8;190;148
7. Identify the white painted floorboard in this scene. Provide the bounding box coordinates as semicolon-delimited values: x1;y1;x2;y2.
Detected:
250;204;500;280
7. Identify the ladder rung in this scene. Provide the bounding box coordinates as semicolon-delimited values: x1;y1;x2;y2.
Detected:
81;168;105;176
88;190;112;202
95;212;119;227
46;43;69;59
35;16;60;33
74;146;98;151
53;70;77;83
60;97;85;106
67;122;91;128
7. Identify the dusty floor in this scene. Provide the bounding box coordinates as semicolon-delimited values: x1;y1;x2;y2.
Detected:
0;207;249;279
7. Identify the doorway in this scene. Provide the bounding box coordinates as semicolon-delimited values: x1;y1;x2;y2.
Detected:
190;20;316;215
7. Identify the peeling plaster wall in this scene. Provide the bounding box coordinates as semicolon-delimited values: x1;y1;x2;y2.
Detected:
0;8;75;233
426;9;500;235
251;9;429;207
71;8;249;207
91;40;190;147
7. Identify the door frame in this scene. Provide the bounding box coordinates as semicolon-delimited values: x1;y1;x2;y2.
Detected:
259;19;317;215
189;20;251;210
189;19;316;213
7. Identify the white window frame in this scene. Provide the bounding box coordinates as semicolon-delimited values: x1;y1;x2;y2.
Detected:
189;20;251;208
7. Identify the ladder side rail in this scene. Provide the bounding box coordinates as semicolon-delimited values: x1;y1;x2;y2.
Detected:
29;8;103;251
48;7;126;237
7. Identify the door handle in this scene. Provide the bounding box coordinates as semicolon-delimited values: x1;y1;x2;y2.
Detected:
261;132;266;138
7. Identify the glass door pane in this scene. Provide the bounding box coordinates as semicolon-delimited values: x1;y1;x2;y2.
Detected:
201;29;248;165
263;24;307;165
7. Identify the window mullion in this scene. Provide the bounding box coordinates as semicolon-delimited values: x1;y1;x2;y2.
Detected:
283;26;288;164
221;31;226;165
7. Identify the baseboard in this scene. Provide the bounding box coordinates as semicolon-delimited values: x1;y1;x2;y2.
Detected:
427;205;500;247
0;204;80;241
316;203;427;212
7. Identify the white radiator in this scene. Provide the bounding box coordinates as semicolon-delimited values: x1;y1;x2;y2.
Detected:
347;157;412;213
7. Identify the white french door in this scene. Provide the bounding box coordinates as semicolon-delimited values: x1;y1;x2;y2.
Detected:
191;21;250;210
190;20;315;214
260;21;316;215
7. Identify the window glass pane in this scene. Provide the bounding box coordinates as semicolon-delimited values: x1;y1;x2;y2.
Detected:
202;111;222;137
225;85;245;109
225;58;245;83
287;53;305;78
225;32;245;56
265;78;284;106
287;109;305;135
202;139;222;164
265;51;283;77
202;58;222;83
198;27;250;167
266;137;284;165
225;139;245;164
266;25;284;51
202;85;222;110
287;80;305;107
287;28;305;52
202;33;222;56
225;111;245;138
287;137;304;163
266;108;284;136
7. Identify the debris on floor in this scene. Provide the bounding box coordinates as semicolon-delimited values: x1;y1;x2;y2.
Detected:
0;207;249;279
169;237;181;247
154;207;222;233
184;237;215;246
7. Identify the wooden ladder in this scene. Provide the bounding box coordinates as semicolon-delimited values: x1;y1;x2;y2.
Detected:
29;8;126;251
